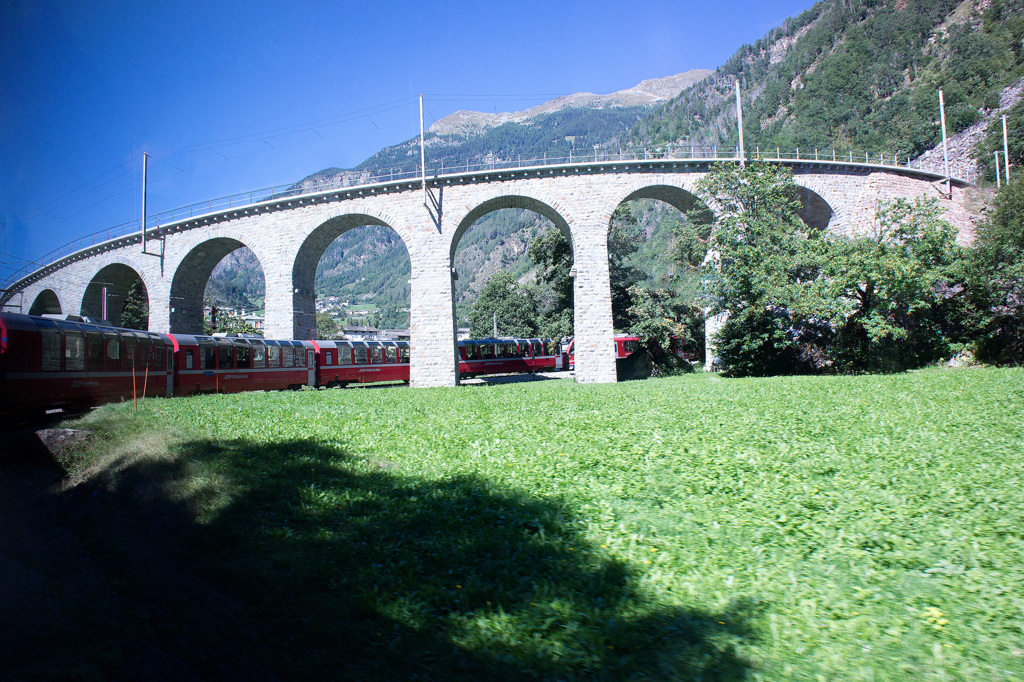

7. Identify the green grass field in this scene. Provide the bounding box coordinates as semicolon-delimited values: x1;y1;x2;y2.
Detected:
4;368;1023;680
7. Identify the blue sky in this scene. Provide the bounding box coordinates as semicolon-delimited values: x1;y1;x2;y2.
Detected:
1;0;816;286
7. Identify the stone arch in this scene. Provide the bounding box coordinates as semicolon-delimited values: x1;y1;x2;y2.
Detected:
449;194;575;339
28;289;62;316
794;185;836;232
450;195;575;263
169;237;265;334
614;184;715;224
81;263;148;327
292;213;410;339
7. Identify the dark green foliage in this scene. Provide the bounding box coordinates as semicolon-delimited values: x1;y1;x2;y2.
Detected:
623;285;698;375
316;312;340;340
632;0;1024;168
814;198;966;372
608;205;647;331
120;279;149;331
969;172;1024;364
526;226;574;340
453;210;547;327
977;100;1024;183
699;162;822;376
315;226;411;330
468;272;538;339
702;163;964;376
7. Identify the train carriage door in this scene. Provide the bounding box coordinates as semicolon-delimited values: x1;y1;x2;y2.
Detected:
306;348;315;386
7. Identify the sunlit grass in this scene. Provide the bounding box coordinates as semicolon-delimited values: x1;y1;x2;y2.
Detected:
21;367;1024;679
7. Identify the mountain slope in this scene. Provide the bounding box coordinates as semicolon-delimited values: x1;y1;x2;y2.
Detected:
631;0;1024;178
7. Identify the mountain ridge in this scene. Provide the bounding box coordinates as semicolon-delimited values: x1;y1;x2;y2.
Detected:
428;70;712;137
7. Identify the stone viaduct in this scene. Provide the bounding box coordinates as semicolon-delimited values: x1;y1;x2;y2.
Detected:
1;158;976;387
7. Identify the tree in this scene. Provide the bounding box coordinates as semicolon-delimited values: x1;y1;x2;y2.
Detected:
527;227;574;339
815;197;965;371
623;285;698;374
970;171;1024;364
316;312;340;340
607;205;646;331
204;302;259;336
468;272;538;339
120;280;149;330
697;161;823;376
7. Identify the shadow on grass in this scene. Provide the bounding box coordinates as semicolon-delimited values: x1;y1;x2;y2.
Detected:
2;436;760;681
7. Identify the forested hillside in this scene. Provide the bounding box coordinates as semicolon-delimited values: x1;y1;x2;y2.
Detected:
632;0;1024;181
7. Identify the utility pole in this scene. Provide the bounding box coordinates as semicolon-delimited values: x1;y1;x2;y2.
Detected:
420;94;427;206
735;79;745;168
939;90;950;197
1004;115;1011;183
141;152;148;252
994;152;1002;188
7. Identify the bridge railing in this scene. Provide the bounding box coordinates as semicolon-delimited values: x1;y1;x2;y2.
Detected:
2;146;977;290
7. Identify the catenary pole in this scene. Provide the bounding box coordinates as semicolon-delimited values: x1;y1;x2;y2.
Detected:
939;90;950;196
420;95;427;206
1004;115;1011;182
141;152;148;252
735;79;745;168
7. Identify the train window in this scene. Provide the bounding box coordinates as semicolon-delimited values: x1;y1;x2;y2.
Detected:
267;343;280;367
623;339;637;354
338;345;352;365
217;340;233;369
236;342;251;369
398;345;409;363
481;344;495;359
532;340;543;356
385;345;396;363
185;350;194;370
104;332;121;371
462;343;475;360
370;345;383;364
354;345;368;364
147;336;164;371
494;343;504;358
323;350;332;366
136;334;152;370
123;336;138;370
199;340;216;369
65;331;86;371
507;343;518;357
40;326;61;371
251;341;266;368
280;345;291;367
86;331;103;370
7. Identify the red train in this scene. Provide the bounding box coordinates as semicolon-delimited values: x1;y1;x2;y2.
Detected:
0;312;574;422
0;311;692;423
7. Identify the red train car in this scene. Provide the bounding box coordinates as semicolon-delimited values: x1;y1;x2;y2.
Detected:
172;334;317;395
0;312;173;419
458;338;566;378
313;339;410;387
566;334;694;371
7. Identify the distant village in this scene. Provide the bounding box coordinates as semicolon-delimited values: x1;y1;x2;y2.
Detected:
205;296;470;340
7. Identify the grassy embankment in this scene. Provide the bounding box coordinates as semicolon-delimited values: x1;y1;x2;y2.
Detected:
3;368;1023;680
